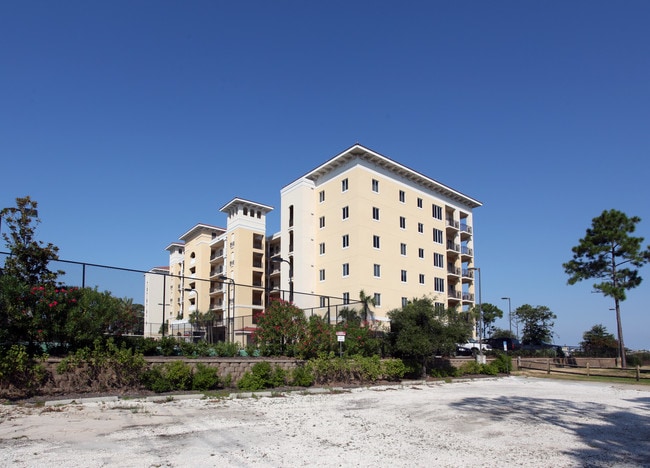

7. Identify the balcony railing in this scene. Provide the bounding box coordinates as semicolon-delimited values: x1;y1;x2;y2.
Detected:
462;292;475;301
447;267;460;276
460;224;472;235
447;241;460;252
448;290;461;299
446;219;459;229
462;269;474;278
461;246;473;256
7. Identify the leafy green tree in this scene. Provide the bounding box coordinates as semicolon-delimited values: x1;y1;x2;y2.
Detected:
1;196;62;286
295;315;336;359
473;302;503;339
388;297;472;377
580;324;618;358
253;298;307;356
489;327;517;340
515;304;556;345
563;209;650;368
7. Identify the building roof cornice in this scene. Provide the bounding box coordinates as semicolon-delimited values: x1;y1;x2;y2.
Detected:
179;223;225;242
294;144;482;208
219;197;274;214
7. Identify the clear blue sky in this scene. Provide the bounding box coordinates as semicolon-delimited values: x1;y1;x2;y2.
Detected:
2;1;649;349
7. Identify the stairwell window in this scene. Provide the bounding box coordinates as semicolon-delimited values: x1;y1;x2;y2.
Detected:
342;206;349;220
342;234;349;248
342;178;349;192
372;179;379;193
372;207;380;221
342;263;350;277
401;270;407;282
400;216;406;229
319;216;325;228
399;190;406;203
373;264;381;277
373;235;380;249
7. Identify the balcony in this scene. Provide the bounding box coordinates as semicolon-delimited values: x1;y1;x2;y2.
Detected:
448;290;461;300
462;292;475;302
461;246;473;258
446;241;460;253
460;224;472;235
462;269;474;279
446;218;459;230
447;266;460;276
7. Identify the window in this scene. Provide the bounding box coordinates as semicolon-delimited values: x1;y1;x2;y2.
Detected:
433;228;443;244
434;277;445;292
417;197;423;208
402;297;408;307
319;242;325;255
319;216;325;228
373;293;381;306
418;222;424;233
400;243;407;256
434;253;444;268
342;178;349;192
372;179;379;192
342;263;350;277
401;270;407;282
342;234;349;248
399;190;406;203
400;216;406;229
319;190;325;203
319;269;326;281
419;274;425;284
342;206;349;220
373;264;381;277
432;204;443;220
418;248;425;259
343;292;350;304
320;296;327;307
372;207;380;221
434;302;445;311
373;235;380;249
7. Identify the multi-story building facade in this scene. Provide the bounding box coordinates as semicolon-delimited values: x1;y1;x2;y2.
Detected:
152;144;481;345
143;266;169;337
278;144;482;320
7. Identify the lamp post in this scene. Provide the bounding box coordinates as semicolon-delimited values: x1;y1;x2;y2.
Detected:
469;267;483;362
501;296;512;336
271;256;293;303
219;275;235;343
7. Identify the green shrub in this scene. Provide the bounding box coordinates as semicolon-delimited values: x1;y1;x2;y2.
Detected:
237;361;287;391
143;360;193;393
381;358;407;380
158;337;180;356
0;345;49;396
290;364;314;387
192;363;220;391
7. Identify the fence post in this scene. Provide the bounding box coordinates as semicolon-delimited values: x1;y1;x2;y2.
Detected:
586;362;590;377
547;359;551;374
637;365;641;382
517;356;521;370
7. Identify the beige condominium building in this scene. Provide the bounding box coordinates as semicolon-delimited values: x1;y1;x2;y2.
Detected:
154;144;481;345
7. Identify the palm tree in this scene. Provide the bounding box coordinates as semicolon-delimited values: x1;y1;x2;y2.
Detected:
359;290;376;324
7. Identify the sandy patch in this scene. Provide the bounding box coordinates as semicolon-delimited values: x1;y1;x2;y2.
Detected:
1;376;648;467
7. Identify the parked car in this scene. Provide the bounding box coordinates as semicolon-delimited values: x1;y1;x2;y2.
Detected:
457;339;492;354
485;337;522;351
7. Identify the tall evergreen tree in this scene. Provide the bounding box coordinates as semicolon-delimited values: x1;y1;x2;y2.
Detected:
563;209;650;367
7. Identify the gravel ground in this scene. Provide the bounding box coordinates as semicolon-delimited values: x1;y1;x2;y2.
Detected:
1;376;648;467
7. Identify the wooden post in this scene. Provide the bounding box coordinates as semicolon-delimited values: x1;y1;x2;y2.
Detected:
547;359;551;374
637;365;641;382
587;362;590;377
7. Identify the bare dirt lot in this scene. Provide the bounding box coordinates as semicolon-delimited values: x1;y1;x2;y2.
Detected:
1;376;648;467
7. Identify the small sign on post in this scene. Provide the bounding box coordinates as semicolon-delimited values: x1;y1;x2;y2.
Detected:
336;331;346;357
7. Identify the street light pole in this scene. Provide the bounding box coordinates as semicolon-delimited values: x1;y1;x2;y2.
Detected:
469;267;483;362
501;296;512;336
271;256;293;303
